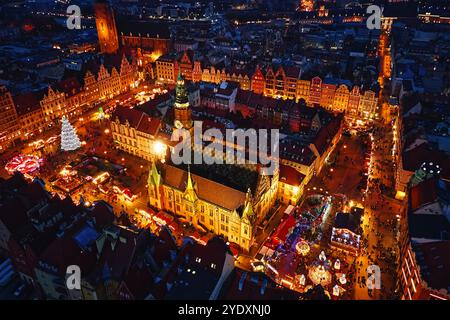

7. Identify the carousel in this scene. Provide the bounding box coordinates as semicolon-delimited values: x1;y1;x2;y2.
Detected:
5;154;43;175
295;239;310;256
308;251;332;286
303;251;349;298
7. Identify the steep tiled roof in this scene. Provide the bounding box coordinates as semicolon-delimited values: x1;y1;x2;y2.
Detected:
164;237;230;300
89;201;116;229
280;142;317;166
279;164;305;186
37;221;98;276
112;106;161;136
408;214;450;240
312;126;332;156
413;241;450;291
402;143;450;180
410;178;439;211
13;90;45;116
56;76;83;97
312;115;342;156
160;163;247;212
120;264;154;300
283;65;301;79
136;114;161;136
94;226;138;281
221;268;301;300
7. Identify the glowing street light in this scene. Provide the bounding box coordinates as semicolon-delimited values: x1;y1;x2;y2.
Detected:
152;140;167;157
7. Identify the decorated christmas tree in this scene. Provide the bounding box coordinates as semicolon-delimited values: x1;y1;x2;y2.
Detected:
60;116;81;151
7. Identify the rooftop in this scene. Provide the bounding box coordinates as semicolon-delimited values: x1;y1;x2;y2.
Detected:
413;241;450;291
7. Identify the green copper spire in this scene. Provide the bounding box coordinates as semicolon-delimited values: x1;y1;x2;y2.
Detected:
242;188;254;222
184;165;197;202
186;165;194;190
148;161;161;187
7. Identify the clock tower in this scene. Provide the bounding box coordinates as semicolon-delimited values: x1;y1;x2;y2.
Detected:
173;73;193;131
94;0;119;54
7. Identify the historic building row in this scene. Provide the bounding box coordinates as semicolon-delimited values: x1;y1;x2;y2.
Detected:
0;54;138;151
154;54;378;122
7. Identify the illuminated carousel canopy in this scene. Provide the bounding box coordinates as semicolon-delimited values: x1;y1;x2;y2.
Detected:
295;240;310;256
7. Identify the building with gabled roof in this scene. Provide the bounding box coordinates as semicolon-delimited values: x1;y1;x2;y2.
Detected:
397;176;450;301
110;105;162;161
0;86;20;151
13;89;45;140
162;237;234;300
148;159;277;252
219;268;301;300
278;164;306;205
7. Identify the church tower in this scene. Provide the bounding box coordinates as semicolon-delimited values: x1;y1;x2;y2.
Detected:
240;188;255;251
173;73;193;131
94;0;119;54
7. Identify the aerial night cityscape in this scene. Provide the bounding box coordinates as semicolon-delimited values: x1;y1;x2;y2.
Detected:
0;0;448;310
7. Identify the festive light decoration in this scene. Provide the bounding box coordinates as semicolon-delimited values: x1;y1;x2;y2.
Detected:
295;240;310;256
319;251;326;262
308;264;332;286
98;107;105;120
60;116;81;151
333;285;340;296
5;154;42;175
334;259;341;270
299;274;306;286
339;273;347;285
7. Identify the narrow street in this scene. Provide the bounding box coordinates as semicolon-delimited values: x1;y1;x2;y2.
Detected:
351;26;405;300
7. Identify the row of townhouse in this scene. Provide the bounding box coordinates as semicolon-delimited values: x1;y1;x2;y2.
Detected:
155;51;252;90
154;51;378;121
0;54;138;151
